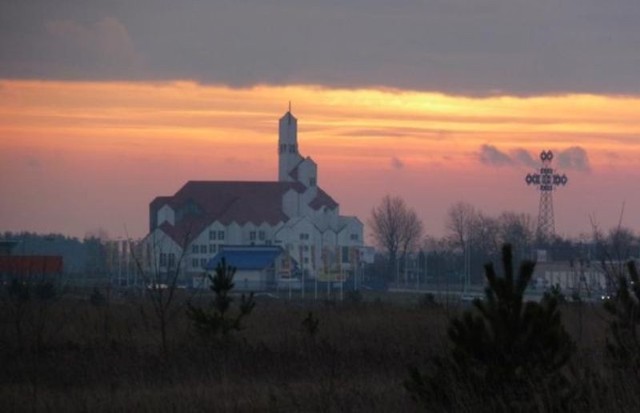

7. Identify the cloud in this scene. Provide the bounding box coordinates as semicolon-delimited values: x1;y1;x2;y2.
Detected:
44;17;140;74
390;156;404;170
556;146;591;172
479;144;513;166
25;156;42;171
344;129;408;138
0;14;142;78
2;1;640;95
46;17;137;63
511;148;538;168
479;145;591;171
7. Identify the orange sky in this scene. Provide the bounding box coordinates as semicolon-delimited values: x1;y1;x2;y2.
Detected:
1;80;640;240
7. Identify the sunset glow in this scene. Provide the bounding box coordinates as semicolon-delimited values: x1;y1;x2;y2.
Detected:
2;80;640;239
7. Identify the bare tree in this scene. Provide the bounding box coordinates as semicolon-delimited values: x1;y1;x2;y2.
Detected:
369;195;423;283
445;202;477;253
471;212;500;259
446;204;536;284
498;211;535;263
591;213;638;295
132;230;192;358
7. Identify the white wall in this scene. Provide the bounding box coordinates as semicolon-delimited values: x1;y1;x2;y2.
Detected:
140;228;188;277
157;204;175;226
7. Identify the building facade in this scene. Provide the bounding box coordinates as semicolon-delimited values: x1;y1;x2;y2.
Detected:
142;110;363;286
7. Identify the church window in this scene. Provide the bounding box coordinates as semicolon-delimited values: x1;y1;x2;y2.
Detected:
146;244;151;267
342;247;350;264
159;253;167;268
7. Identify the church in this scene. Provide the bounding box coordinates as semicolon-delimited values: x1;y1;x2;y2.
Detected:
142;110;364;287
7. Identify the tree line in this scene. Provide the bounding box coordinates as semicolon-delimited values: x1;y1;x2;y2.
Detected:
0;231;111;276
368;196;639;286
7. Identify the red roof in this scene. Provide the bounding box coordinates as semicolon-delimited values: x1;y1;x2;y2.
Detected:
309;188;339;210
150;181;339;246
150;196;175;211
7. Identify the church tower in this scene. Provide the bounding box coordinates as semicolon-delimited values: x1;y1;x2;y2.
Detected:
278;109;303;182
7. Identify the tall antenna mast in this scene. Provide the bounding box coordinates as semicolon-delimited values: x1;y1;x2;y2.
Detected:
525;150;568;242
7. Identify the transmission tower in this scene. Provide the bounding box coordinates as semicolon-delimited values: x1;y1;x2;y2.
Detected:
525;150;568;242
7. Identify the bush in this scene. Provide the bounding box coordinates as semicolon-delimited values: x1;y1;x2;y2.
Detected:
406;244;576;411
186;258;255;338
418;293;437;308
604;260;640;372
301;311;320;338
345;290;363;304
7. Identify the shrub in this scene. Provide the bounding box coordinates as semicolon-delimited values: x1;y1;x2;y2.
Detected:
418;293;437;308
89;287;106;307
4;277;60;353
547;283;567;304
301;311;320;338
345;290;363;304
604;260;640;372
406;244;576;411
186;258;255;338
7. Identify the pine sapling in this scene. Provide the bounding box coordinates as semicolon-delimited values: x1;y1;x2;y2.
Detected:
406;244;576;411
186;258;255;338
604;260;640;371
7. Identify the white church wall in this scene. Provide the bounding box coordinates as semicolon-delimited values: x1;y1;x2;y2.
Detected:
226;222;242;245
278;112;303;182
336;217;364;246
141;228;190;277
157;204;175;226
282;188;300;218
297;157;318;189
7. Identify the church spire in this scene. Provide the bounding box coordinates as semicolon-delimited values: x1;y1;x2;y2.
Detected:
278;108;300;182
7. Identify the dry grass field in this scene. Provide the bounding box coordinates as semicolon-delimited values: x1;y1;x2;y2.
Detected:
0;288;638;412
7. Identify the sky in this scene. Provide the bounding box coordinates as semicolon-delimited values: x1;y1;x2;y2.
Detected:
1;1;640;241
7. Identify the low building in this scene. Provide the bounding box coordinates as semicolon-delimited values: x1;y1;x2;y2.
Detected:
198;245;294;291
532;260;608;296
0;255;63;283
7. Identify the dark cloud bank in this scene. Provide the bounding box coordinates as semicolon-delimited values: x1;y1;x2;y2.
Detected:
2;0;640;96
